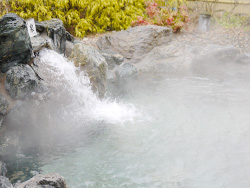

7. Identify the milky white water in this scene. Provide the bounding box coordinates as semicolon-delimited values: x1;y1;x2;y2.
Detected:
7;48;250;188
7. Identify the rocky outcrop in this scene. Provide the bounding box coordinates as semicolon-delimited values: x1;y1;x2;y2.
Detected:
35;19;66;54
0;176;13;188
0;95;9;127
5;65;47;100
97;25;172;63
99;50;124;70
70;43;108;97
32;19;75;55
15;173;67;188
0;13;33;73
0;161;7;176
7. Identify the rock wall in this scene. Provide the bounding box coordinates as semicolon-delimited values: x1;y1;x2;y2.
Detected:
34;19;66;54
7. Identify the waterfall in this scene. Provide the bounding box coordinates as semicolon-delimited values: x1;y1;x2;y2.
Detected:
36;49;138;125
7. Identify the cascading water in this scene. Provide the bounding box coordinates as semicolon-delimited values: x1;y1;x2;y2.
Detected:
5;45;250;188
37;49;138;124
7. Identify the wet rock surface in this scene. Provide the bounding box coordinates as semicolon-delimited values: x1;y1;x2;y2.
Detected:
0;13;33;73
0;176;13;188
35;19;66;54
70;43;108;97
15;173;67;188
5;65;47;100
97;25;172;63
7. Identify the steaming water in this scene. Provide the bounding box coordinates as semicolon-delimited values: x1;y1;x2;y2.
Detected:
7;48;250;187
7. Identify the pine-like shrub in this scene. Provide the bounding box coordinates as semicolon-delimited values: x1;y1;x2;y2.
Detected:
0;0;145;37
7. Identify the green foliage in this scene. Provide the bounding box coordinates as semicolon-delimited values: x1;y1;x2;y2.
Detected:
215;12;250;29
0;0;145;37
0;0;9;17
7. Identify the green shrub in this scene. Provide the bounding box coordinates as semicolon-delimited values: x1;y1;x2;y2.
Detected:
0;0;145;37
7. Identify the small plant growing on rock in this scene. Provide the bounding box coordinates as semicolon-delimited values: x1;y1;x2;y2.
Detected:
132;1;189;32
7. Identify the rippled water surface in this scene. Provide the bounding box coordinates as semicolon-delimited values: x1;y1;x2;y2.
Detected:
33;49;250;188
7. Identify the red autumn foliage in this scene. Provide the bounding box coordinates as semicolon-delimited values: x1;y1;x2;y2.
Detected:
132;1;189;33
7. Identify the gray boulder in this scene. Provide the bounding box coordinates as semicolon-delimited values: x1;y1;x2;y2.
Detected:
0;176;13;188
0;161;7;176
0;94;9;127
5;64;47;99
97;25;172;63
70;43;108;97
15;173;67;188
0;13;33;73
115;63;137;79
100;50;124;70
35;19;66;54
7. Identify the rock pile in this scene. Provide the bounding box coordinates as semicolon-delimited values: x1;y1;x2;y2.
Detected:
0;13;33;73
